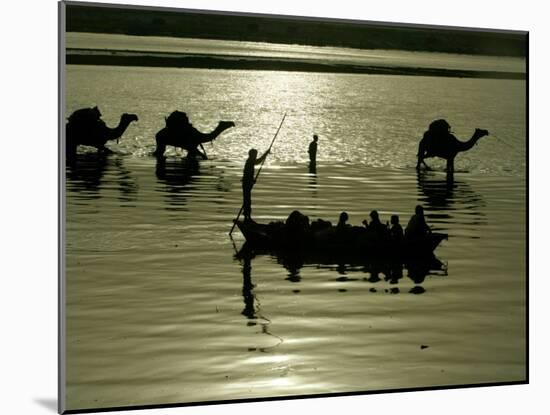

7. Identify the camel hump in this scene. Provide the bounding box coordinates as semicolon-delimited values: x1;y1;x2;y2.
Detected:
165;110;189;130
68;106;102;126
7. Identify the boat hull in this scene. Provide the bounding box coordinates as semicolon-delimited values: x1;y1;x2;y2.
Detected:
235;220;447;261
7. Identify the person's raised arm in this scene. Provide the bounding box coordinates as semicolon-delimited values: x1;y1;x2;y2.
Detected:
255;149;270;165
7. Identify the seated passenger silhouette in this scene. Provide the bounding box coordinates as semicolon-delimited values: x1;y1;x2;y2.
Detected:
337;211;351;229
405;205;431;240
389;215;404;243
286;210;310;235
365;210;388;239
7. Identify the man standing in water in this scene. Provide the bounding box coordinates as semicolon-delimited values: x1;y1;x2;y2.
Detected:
308;134;319;165
242;148;270;221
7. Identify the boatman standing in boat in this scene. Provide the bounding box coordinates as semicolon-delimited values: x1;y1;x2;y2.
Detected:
242;148;270;221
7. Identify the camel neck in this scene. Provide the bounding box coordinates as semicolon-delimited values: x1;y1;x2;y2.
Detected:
457;134;481;153
108;117;132;141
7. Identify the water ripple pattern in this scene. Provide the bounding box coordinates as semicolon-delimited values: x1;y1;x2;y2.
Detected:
64;58;526;411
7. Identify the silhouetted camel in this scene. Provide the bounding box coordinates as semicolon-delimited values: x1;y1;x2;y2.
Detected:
153;111;235;158
66;107;138;157
416;119;489;173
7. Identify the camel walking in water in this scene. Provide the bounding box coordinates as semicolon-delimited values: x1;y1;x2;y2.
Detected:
416;119;489;173
66;106;138;157
153;111;235;159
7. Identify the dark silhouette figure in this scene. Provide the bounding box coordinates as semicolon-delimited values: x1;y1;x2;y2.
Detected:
405;205;431;240
308;134;319;167
153;111;235;158
365;210;388;237
242;148;270;221
66;106;138;157
337;211;350;228
389;215;404;243
308;160;317;175
416;119;489;173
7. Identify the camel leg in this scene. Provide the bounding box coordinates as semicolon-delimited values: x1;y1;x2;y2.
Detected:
416;157;431;171
153;130;168;157
188;147;207;159
66;143;77;159
447;157;455;174
153;143;166;158
197;147;208;160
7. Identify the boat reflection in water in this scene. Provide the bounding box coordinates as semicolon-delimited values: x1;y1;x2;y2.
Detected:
235;242;447;296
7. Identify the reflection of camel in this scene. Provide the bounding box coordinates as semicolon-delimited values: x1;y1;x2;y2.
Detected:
155;156;200;210
65;153;137;202
416;171;486;227
416;119;489;173
153;111;234;158
66;107;138;157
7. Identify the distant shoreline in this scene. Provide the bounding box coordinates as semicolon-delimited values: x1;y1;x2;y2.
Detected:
65;5;527;58
65;50;525;80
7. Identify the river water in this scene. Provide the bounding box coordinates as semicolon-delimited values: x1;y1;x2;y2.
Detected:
63;39;526;411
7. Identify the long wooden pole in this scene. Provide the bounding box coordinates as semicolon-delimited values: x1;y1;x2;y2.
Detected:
229;113;287;236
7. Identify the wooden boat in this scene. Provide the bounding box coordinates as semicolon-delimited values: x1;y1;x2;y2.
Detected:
234;219;447;260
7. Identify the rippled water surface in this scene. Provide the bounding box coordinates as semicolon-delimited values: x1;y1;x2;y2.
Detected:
64;63;526;411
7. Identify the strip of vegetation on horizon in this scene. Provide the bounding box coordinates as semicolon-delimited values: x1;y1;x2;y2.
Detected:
65;4;527;58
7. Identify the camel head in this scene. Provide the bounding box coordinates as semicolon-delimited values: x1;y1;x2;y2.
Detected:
122;113;139;124
218;121;235;130
474;128;489;140
211;121;235;138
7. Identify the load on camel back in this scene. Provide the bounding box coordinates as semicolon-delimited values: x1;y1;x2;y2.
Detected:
153;110;235;159
66;106;138;157
416;119;489;173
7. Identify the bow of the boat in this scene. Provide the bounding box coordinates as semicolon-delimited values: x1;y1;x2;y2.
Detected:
430;232;448;251
234;220;272;247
